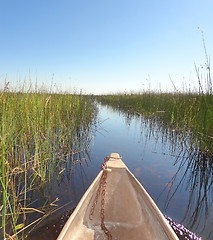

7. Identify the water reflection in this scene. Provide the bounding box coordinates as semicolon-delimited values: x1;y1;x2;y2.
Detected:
27;151;96;240
28;208;74;240
7;104;212;240
160;149;213;239
110;105;212;240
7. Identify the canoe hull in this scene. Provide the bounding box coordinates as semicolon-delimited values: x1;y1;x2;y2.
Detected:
57;153;178;240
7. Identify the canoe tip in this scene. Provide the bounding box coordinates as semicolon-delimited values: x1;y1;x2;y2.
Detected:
110;153;121;158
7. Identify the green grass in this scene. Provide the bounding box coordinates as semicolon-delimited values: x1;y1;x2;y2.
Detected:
97;48;213;151
97;92;213;155
0;85;96;239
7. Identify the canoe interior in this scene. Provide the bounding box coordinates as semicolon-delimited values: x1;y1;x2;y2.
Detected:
57;153;178;240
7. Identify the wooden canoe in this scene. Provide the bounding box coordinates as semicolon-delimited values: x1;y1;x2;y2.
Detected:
57;153;178;240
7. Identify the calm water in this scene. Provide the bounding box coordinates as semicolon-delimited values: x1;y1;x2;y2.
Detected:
28;104;212;240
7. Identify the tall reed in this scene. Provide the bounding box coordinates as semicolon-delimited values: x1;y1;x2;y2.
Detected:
0;85;95;239
97;91;213;155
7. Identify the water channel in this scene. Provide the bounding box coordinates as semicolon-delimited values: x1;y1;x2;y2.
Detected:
28;104;212;240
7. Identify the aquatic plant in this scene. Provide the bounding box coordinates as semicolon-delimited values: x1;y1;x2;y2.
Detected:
97;38;213;156
0;83;96;239
97;90;213;156
165;215;202;240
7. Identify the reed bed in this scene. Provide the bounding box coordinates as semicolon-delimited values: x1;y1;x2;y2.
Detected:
97;42;213;156
0;85;96;239
97;92;213;155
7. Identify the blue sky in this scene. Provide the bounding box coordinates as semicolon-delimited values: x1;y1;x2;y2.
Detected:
1;0;213;94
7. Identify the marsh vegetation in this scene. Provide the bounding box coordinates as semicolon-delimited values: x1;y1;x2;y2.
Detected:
97;91;213;156
97;41;213;158
0;84;96;239
1;58;212;239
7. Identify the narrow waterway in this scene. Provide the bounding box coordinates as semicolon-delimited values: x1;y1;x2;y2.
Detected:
28;104;212;240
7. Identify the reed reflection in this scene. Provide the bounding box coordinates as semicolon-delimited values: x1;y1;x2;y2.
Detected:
160;148;213;239
117;107;212;239
26;150;93;240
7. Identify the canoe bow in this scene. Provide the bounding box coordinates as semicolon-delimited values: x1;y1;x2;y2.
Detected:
57;153;178;240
